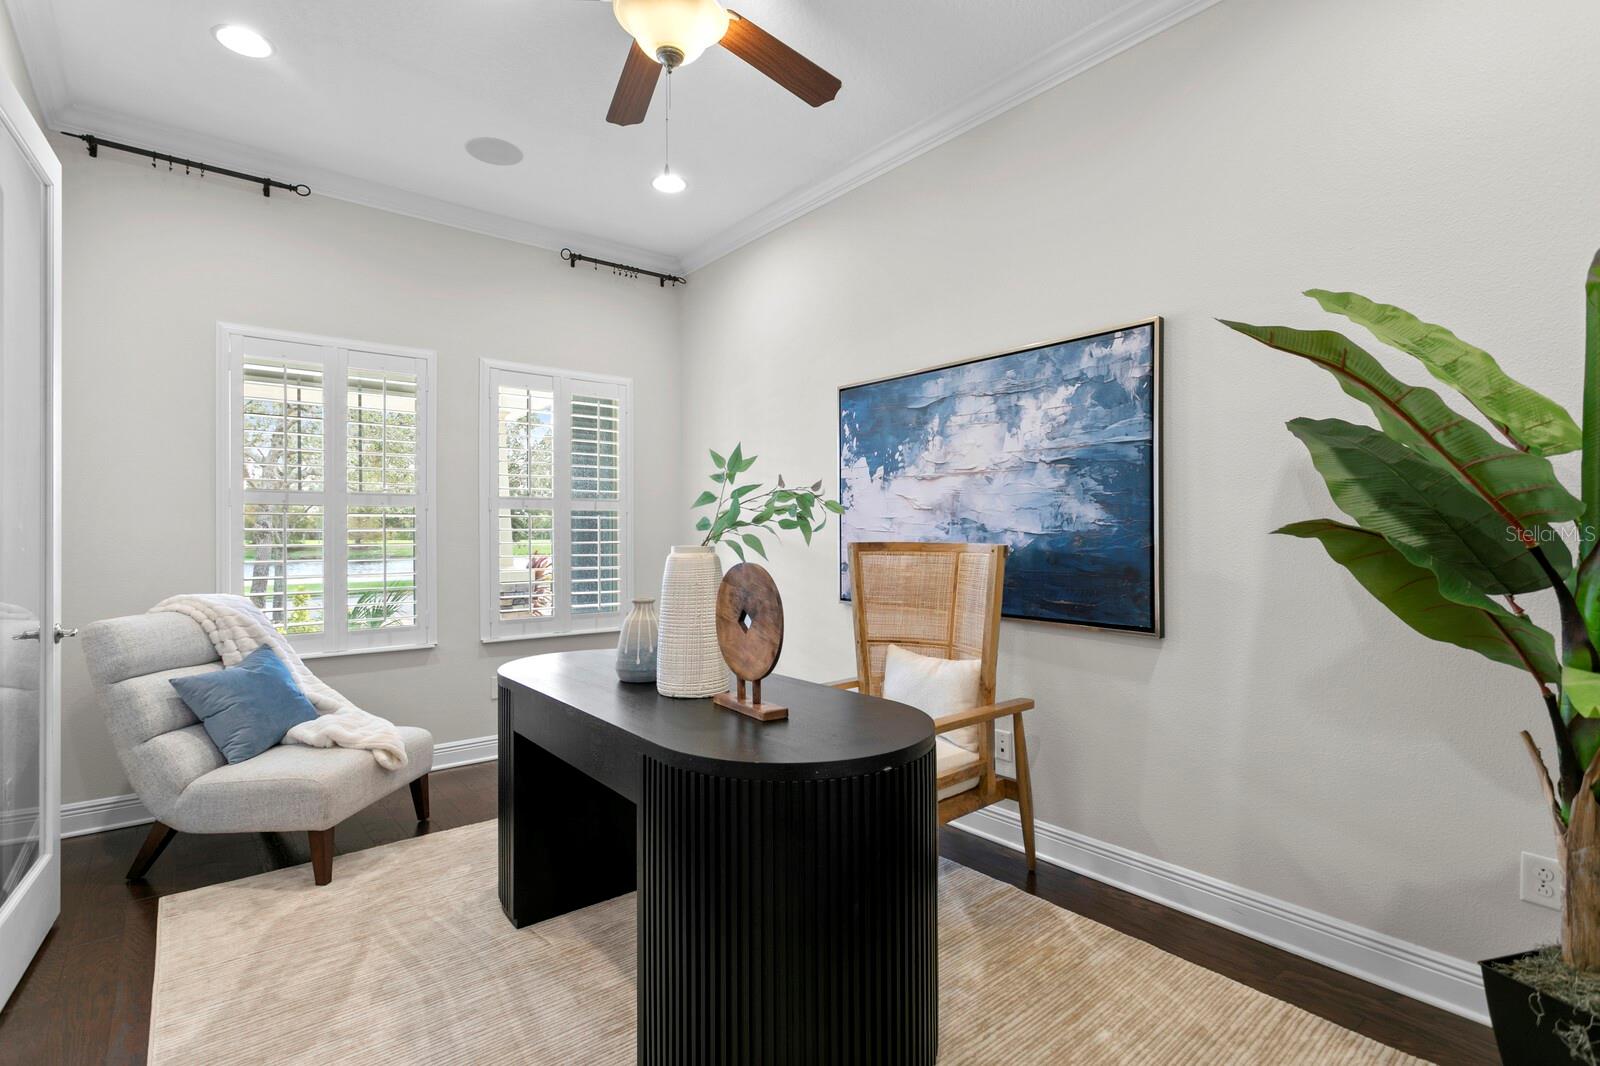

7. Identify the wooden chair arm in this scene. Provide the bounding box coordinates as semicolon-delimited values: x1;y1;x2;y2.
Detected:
934;698;1034;734
827;677;860;690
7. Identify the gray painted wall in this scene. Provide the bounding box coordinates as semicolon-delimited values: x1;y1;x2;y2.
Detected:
58;143;682;808
678;0;1600;964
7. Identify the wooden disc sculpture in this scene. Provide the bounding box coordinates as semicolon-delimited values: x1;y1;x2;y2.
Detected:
713;563;787;722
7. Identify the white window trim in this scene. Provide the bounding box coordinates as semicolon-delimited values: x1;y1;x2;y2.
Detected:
215;322;438;658
479;357;633;643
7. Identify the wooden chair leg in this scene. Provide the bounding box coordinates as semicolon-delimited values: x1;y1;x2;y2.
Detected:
126;821;178;881
1012;712;1037;871
308;827;335;886
409;773;430;822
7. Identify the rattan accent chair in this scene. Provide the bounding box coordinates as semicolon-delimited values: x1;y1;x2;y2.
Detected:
835;541;1037;869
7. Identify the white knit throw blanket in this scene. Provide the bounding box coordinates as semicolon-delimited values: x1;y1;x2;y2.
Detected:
152;594;408;770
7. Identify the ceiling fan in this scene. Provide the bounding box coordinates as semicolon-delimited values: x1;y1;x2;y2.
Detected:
583;0;842;126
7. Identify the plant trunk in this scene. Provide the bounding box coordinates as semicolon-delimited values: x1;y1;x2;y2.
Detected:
1526;730;1600;971
1564;822;1600;970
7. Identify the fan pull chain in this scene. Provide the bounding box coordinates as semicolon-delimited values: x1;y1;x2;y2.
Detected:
663;66;673;177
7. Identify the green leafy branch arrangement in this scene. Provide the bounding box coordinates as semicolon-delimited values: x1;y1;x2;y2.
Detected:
692;443;843;563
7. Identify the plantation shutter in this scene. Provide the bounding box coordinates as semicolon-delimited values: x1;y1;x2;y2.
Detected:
481;363;630;641
221;327;434;655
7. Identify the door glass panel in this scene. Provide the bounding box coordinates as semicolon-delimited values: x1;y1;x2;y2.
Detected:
0;119;47;910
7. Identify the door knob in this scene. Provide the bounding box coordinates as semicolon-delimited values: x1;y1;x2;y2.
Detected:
53;623;78;643
12;627;39;641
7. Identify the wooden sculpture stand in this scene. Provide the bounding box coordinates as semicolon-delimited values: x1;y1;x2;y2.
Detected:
714;562;788;722
714;678;787;722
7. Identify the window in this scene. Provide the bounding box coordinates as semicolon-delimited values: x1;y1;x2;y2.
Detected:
217;324;436;655
480;359;631;641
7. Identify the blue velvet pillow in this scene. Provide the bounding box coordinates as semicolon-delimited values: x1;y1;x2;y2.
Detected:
170;645;318;764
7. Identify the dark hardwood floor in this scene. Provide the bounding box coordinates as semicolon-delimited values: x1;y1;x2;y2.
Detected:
0;761;1496;1065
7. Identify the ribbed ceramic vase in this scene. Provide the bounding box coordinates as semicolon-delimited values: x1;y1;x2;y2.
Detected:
655;545;727;698
615;598;659;683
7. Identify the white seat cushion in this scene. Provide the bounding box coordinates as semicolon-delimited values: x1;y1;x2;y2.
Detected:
169;725;433;833
882;644;983;753
935;735;981;800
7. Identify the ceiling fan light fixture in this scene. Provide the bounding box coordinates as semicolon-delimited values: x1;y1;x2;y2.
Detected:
612;0;729;68
652;168;686;194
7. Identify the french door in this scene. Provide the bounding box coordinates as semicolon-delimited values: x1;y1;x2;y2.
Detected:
0;71;63;1008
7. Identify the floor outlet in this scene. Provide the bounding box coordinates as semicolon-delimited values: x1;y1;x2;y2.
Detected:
1521;851;1562;910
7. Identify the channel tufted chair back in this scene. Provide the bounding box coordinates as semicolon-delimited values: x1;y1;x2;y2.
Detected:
84;613;230;824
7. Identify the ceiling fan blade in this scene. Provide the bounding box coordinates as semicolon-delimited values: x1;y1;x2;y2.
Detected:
607;42;661;126
721;10;841;108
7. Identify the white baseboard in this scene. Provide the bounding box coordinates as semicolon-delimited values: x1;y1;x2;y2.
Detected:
431;733;497;769
952;804;1490;1026
60;793;150;838
59;733;498;839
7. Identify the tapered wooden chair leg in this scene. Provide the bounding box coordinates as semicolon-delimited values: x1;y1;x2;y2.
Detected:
126;821;178;881
409;773;430;822
309;827;335;886
1012;712;1037;871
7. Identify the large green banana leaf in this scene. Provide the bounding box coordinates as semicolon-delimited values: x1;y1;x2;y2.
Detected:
1222;321;1580;569
1278;519;1558;683
1286;417;1558;600
1304;290;1580;457
1564;664;1600;718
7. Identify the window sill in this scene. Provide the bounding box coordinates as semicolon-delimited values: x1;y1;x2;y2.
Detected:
299;641;438;661
480;628;620;646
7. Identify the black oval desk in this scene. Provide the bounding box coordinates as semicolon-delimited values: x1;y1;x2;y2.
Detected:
497;649;938;1065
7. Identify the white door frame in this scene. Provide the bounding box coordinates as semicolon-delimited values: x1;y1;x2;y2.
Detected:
0;70;63;1007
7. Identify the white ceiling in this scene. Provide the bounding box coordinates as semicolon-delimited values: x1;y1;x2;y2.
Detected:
7;0;1213;272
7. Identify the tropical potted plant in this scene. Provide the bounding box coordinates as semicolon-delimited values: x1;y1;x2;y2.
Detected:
653;443;839;698
1225;252;1600;1063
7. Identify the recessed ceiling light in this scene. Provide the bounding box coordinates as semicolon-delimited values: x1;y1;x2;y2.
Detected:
213;25;274;59
465;137;524;166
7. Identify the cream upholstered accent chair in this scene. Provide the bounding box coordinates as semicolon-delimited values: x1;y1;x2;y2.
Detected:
836;542;1037;869
81;612;434;886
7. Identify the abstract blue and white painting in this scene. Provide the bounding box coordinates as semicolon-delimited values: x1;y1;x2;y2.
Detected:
839;321;1161;634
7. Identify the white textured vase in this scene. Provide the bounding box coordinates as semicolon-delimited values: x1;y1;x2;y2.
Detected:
655;545;727;698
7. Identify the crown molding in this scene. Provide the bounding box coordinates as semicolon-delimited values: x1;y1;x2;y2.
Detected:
9;0;1217;280
678;0;1223;273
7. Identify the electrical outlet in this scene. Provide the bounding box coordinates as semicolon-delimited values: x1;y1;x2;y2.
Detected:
994;729;1013;764
1521;852;1562;910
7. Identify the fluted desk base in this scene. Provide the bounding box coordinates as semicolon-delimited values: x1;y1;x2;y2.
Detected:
498;651;939;1065
637;751;937;1065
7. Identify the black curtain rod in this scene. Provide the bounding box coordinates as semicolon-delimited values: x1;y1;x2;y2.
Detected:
561;247;685;287
63;132;310;198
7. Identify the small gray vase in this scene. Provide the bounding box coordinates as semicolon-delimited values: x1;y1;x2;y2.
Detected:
615;598;659;683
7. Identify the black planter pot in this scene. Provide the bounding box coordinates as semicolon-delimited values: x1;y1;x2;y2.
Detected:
1481;949;1600;1064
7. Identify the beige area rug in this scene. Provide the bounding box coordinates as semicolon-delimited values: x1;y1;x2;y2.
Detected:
149;821;1425;1065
